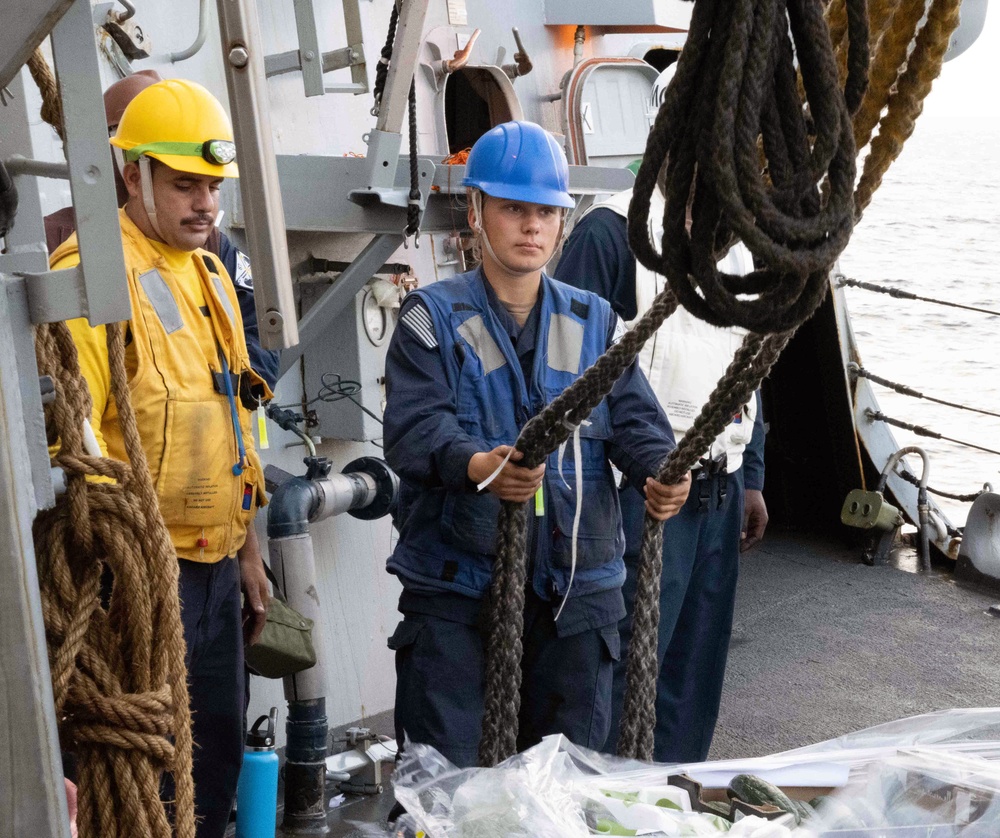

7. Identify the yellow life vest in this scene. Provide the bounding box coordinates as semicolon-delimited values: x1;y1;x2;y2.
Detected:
50;210;269;562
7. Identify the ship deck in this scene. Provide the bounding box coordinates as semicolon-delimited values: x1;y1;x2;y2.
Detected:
243;530;1000;837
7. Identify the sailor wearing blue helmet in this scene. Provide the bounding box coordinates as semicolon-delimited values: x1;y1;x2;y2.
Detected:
383;120;689;767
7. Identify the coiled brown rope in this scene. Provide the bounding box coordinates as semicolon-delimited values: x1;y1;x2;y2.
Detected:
851;0;962;212
27;46;66;145
34;322;194;838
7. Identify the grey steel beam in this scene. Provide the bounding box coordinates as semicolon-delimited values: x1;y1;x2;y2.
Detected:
0;276;69;838
355;0;430;196
4;277;56;513
216;0;298;351
277;234;403;377
264;45;359;77
23;265;87;324
252;155;635;234
0;73;50;278
0;0;73;90
292;0;324;97
3;156;69;180
49;0;131;325
340;0;367;92
373;0;428;136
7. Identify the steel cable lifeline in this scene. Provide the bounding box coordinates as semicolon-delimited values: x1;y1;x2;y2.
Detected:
478;0;872;767
34;323;195;838
838;276;1000;319
897;469;989;505
850;364;1000;421
865;409;1000;459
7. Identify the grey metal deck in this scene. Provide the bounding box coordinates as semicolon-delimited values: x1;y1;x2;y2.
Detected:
256;530;1000;836
714;532;1000;759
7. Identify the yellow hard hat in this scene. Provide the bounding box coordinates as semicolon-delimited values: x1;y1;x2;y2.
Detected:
110;79;239;178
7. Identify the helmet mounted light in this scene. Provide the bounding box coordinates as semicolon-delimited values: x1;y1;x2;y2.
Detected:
124;138;237;167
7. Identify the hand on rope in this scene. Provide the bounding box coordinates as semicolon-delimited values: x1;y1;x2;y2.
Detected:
644;473;691;521
468;445;545;503
34;322;194;838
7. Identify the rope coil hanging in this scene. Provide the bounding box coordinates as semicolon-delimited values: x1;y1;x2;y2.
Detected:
34;322;194;838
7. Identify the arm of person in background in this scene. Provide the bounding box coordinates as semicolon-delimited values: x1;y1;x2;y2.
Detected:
384;297;543;500
213;230;280;391
741;390;768;552
553;208;638;321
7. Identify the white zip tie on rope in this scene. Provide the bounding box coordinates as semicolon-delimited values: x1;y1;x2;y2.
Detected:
554;415;590;622
476;446;515;492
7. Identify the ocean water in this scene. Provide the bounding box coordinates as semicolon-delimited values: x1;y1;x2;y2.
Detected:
838;120;1000;527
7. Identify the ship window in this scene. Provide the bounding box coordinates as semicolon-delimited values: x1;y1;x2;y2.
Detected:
444;68;517;154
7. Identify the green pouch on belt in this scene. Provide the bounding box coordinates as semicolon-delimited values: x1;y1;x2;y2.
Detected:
244;563;316;679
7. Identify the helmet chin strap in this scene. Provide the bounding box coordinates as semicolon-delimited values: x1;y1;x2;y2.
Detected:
137;156;165;241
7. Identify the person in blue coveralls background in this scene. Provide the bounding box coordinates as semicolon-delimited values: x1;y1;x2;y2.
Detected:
554;63;769;763
382;121;691;768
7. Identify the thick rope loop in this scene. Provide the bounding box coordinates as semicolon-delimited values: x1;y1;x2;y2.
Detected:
628;0;864;335
34;322;194;838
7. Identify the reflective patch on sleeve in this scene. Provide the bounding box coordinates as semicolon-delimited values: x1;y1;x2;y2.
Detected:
211;276;238;327
400;302;438;350
233;250;253;291
138;269;183;334
547;312;585;374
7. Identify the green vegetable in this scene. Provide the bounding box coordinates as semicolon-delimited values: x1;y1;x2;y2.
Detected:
727;774;803;823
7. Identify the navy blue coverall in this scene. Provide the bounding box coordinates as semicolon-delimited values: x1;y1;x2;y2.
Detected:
383;269;676;767
555;208;765;762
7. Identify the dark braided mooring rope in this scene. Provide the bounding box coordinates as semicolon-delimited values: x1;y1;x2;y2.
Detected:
478;0;870;767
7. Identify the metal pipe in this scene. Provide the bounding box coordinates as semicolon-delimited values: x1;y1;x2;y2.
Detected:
170;0;210;62
441;28;481;74
502;27;533;79
266;460;397;828
313;472;377;520
3;155;69;180
877;446;932;572
114;0;136;23
572;24;585;68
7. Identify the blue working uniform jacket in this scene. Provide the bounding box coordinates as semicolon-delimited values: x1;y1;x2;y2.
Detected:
384;268;676;620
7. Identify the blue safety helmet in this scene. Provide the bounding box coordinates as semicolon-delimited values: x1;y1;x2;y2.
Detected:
462;121;575;209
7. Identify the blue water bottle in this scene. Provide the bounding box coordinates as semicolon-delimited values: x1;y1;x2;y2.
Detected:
236;708;279;838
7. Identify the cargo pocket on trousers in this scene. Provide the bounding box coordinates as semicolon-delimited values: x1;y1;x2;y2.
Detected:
589;624;621;749
387;619;424;654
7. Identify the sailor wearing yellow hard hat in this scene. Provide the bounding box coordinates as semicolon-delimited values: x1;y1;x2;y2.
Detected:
51;78;271;838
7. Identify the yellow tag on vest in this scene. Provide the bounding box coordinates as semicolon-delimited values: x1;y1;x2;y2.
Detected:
257;409;270;450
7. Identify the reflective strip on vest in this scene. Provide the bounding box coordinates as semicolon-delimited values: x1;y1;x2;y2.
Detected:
457;315;507;375
547;312;585;374
138;268;183;334
211;275;237;327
